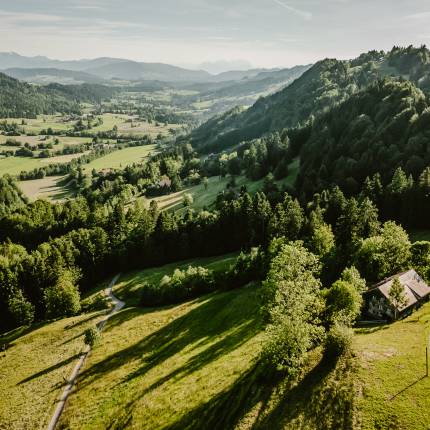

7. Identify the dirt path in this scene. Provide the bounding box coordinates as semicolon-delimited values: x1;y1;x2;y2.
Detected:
47;274;123;430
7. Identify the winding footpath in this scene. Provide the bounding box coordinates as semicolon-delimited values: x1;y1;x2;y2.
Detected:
47;274;124;430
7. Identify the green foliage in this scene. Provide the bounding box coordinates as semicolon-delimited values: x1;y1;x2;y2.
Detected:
324;323;353;359
0;175;27;218
140;265;215;307
220;248;265;289
324;280;363;326
269;193;304;240
307;209;335;257
182;193;193;207
7;288;35;326
0;72;80;117
340;266;367;294
44;270;81;319
297;78;430;197
84;326;100;347
388;277;408;319
355;221;411;282
411;241;430;281
261;241;324;374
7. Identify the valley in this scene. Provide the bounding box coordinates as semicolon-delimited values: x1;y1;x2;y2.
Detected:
2;42;430;430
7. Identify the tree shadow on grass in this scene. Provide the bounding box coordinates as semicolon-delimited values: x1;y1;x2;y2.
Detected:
138;353;354;430
0;321;50;352
389;375;427;400
18;352;82;385
64;312;102;331
255;355;355;430
77;287;261;393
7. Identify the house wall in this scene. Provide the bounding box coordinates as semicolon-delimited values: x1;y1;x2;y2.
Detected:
365;292;393;320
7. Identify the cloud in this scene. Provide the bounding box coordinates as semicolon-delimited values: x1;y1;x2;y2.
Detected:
271;0;312;21
0;9;65;23
403;11;430;21
71;5;104;10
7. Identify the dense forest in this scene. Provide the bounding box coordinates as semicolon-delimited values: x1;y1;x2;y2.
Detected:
295;78;430;195
189;45;430;153
0;73;116;117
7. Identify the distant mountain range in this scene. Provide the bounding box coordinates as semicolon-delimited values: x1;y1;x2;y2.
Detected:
0;52;293;84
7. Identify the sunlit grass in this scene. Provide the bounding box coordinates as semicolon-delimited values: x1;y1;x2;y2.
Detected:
59;285;263;430
0;310;107;430
354;302;430;429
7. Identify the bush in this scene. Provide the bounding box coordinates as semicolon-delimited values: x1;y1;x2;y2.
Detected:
324;280;363;326
218;248;265;289
84;326;100;347
44;270;81;319
324;323;353;359
140;266;215;307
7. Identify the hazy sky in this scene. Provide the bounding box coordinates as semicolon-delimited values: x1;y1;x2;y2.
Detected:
1;0;430;69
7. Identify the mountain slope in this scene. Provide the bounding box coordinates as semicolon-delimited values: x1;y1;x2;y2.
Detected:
189;46;430;154
84;60;212;82
295;78;430;196
0;72;117;117
189;65;311;101
0;72;80;117
2;67;105;85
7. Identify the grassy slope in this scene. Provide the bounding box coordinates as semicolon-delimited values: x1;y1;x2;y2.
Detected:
0;310;107;430
148;159;299;214
59;285;264;430
82;144;157;172
355;302;430;430
0;152;86;176
18;175;74;202
59;252;356;430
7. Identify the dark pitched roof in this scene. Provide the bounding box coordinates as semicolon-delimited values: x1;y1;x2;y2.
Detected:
365;270;430;312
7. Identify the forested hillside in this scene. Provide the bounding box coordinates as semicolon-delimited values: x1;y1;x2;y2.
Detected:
296;78;429;196
0;73;118;117
0;73;80;117
189;46;430;153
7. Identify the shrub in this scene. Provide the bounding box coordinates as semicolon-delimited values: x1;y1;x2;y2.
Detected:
84;326;100;347
219;248;265;289
324;280;363;326
44;270;81;319
140;282;164;307
140;266;215;307
324;323;353;359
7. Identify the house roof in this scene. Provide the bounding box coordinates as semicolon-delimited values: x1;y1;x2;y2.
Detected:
366;269;430;312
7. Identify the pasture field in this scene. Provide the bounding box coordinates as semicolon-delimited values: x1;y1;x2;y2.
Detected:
82;144;157;172
2;115;73;134
59;283;264;430
0;152;86;176
0;156;47;176
86;113;181;138
18;175;73;201
58;253;356;430
145;176;259;213
147;161;299;214
0;309;107;430
354;302;430;429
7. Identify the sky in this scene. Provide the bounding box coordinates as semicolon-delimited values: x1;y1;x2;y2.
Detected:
1;0;430;70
